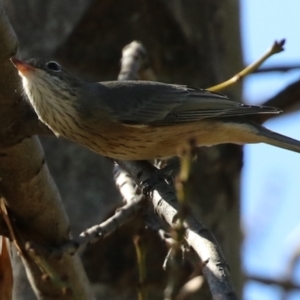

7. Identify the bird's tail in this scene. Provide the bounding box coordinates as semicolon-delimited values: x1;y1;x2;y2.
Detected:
249;121;300;153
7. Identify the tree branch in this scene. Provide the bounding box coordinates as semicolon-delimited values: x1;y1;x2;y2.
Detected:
247;274;300;292
119;160;238;300
251;79;300;124
208;40;285;92
253;64;300;74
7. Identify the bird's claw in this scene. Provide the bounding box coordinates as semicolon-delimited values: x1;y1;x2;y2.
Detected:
140;173;174;196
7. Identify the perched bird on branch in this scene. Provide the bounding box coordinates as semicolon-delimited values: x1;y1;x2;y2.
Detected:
11;57;300;160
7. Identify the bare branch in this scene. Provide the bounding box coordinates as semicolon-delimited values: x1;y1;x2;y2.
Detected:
60;193;146;255
286;243;300;280
0;197;23;255
78;193;145;246
118;160;238;300
253;64;300;74
262;79;300;115
251;79;300;124
118;41;148;81
133;234;148;300
164;141;197;300
118;40;157;81
247;274;300;291
208;39;285;92
115;40;238;300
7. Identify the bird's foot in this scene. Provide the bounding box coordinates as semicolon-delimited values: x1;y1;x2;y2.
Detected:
140;171;174;195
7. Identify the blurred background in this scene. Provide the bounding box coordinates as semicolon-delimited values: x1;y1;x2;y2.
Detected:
241;1;300;299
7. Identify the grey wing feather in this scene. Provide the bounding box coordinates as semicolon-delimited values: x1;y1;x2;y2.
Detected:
84;81;281;125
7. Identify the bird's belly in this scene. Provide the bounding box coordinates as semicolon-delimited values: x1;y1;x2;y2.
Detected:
83;121;224;160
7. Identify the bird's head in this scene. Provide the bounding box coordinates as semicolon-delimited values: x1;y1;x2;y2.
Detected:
10;57;84;110
11;57;83;93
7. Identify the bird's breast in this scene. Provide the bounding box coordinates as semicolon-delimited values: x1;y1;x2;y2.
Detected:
67;120;223;160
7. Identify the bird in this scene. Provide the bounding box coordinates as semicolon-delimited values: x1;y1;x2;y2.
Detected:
10;57;300;160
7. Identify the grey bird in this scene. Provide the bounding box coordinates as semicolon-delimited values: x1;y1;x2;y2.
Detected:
10;57;300;160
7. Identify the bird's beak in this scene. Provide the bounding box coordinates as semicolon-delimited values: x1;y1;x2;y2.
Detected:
10;57;35;75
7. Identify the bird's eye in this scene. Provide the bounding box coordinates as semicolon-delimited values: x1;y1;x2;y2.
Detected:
46;61;61;72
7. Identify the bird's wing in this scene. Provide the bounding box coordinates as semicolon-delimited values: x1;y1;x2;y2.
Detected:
87;81;281;125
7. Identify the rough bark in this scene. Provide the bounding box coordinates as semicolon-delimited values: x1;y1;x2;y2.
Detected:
0;1;95;299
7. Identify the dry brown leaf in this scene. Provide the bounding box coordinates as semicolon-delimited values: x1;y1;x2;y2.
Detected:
0;236;13;300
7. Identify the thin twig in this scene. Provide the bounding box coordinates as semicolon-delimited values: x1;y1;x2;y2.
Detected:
208;39;285;92
253;64;300;74
133;234;148;300
60;194;146;255
0;196;23;255
286;243;300;281
164;141;197;300
280;240;300;300
247;274;300;291
25;242;79;300
258;78;300;121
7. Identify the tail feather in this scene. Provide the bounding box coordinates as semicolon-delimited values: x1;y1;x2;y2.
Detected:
253;122;300;153
221;118;300;154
